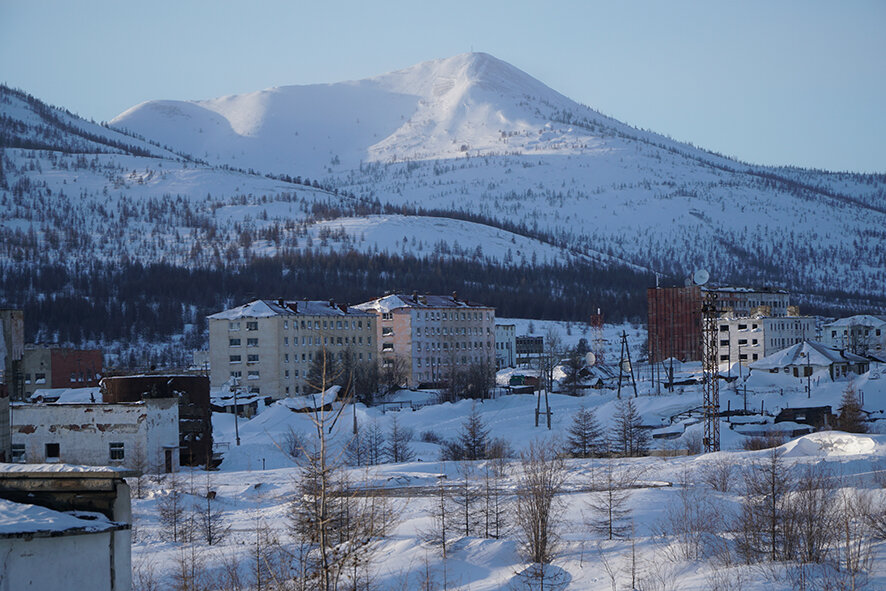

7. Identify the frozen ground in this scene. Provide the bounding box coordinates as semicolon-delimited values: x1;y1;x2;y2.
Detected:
130;354;886;590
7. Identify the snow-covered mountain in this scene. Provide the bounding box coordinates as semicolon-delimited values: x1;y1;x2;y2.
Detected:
111;53;886;301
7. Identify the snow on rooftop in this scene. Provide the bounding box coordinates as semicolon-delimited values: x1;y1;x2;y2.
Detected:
0;462;125;475
824;314;886;328
0;498;118;536
279;386;340;411
751;340;868;370
209;299;373;320
355;293;490;313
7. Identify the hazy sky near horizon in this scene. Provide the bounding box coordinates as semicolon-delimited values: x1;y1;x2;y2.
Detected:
1;1;883;172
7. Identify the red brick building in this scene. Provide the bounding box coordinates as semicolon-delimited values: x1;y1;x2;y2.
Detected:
22;346;103;399
647;286;702;363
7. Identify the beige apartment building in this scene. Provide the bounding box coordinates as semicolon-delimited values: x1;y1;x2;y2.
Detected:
208;300;376;398
356;292;496;387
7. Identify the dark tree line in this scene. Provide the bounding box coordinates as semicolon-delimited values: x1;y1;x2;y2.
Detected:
0;252;653;362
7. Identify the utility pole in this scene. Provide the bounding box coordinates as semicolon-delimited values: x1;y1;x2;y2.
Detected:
616;331;638;399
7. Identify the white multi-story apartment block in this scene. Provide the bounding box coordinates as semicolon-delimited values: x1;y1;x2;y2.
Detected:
355;292;496;388
208;300;377;398
495;324;516;369
705;287;791;317
821;315;886;356
717;314;815;368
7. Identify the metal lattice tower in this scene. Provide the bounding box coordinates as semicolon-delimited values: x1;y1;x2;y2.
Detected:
702;291;721;453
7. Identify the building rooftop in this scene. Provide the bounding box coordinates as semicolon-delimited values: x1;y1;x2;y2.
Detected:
355;293;491;313
208;299;374;320
0;498;122;538
750;340;869;370
823;315;886;328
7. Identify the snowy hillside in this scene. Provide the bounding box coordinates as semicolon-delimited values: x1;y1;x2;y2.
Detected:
111;53;886;302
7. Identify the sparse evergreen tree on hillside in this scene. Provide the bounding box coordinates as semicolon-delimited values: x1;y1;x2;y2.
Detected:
836;383;867;433
565;407;602;458
610;399;649;457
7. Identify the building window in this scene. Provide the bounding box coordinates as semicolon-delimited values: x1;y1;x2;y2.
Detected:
248;370;260;380
247;354;259;363
35;372;46;384
246;321;258;331
11;444;25;463
719;340;729;346
283;321;288;329
229;322;240;331
382;327;394;336
230;371;242;378
45;443;60;460
109;442;125;461
229;338;241;347
284;337;288;345
247;338;259;347
382;343;394;351
284;354;289;363
230;355;241;363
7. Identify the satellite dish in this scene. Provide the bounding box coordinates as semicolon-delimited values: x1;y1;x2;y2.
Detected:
585;352;596;367
693;269;710;286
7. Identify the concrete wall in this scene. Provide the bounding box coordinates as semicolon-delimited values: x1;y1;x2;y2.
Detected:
210;311;377;397
495;324;516;368
716;316;814;368
11;398;179;472
0;529;122;590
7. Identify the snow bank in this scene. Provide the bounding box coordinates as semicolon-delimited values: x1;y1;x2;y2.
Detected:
780;431;879;458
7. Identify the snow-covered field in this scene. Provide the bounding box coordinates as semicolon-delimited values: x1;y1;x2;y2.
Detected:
130;355;886;590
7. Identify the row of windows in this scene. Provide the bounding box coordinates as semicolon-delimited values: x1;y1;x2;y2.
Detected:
831;328;882;337
11;442;125;463
719;353;759;361
415;355;490;367
230;319;371;331
415;340;492;352
232;335;372;348
231;351;373;366
414;326;489;337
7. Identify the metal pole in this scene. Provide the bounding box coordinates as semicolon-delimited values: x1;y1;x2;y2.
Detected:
234;385;241;446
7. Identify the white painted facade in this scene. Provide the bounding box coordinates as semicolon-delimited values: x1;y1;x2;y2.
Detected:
717;315;815;368
821;315;886;356
0;466;132;591
495;324;516;369
11;398;180;472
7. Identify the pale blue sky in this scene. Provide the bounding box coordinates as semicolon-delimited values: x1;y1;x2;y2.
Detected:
1;1;883;172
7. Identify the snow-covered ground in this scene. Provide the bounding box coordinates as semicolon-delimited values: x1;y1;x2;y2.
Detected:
129;356;886;590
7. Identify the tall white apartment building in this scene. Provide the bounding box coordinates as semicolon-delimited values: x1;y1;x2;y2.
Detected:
495;324;516;369
821;315;886;356
717;314;815;368
355;292;496;388
208;300;377;398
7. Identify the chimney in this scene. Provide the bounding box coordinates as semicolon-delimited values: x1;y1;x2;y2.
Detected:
329;299;335;309
452;291;458;302
291;301;298;313
277;298;284;307
412;291;418;302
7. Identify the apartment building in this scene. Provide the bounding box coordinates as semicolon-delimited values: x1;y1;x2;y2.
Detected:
716;314;815;368
706;286;791;317
495;324;516;369
355;292;496;388
21;346;103;399
208;300;376;398
821;315;886;356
